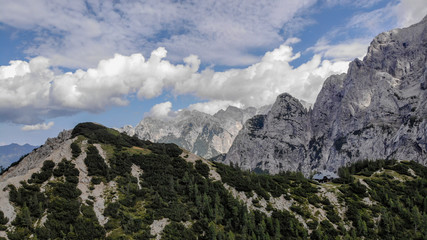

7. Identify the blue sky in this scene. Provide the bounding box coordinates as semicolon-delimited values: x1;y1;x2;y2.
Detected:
0;0;426;146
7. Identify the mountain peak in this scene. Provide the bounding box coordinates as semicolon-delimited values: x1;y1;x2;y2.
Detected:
222;15;427;175
120;105;270;159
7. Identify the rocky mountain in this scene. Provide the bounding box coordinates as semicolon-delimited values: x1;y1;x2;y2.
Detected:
0;122;426;239
224;15;427;175
120;105;271;159
0;143;38;169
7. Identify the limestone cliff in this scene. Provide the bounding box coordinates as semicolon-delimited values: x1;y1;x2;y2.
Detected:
224;16;427;174
121;106;270;159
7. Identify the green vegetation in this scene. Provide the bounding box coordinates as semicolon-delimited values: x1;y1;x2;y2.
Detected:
71;142;82;158
195;160;210;178
332;159;427;239
0;210;8;231
7;157;104;239
28;160;54;184
85;145;110;179
216;163;317;199
4;123;427;239
125;146;152;155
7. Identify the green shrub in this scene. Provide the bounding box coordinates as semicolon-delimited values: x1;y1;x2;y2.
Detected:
195;160;210;178
91;176;102;185
53;159;79;177
104;202;120;218
307;220;318;230
0;210;8;225
7;227;31;240
71;142;82;158
162;222;196;240
84;145;109;178
29;160;55;184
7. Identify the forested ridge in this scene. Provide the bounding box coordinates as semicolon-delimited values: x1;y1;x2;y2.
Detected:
1;123;426;239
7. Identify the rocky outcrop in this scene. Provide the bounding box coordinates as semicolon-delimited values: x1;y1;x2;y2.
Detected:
226;93;311;173
121;106;270;159
224;16;427;175
0;130;72;225
0;130;72;181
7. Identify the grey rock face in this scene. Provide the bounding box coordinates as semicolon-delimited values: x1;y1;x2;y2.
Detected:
121;106;270;159
224;16;427;175
226;93;311;173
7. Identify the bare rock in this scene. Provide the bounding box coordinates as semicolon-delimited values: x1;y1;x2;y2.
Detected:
119;106;270;159
222;16;427;175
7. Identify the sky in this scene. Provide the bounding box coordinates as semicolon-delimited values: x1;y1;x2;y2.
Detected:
0;0;426;146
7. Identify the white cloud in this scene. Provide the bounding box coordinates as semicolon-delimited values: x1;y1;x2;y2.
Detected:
0;0;316;68
310;0;427;64
0;48;198;124
394;0;427;27
309;38;369;61
284;37;301;45
188;101;244;115
346;5;396;34
0;43;350;123
324;0;383;8
344;0;427;33
22;121;54;131
175;44;349;109
146;101;175;119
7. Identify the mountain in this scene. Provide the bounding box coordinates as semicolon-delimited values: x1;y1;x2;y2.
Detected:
223;15;427;175
120;105;271;159
0;122;426;239
0;143;38;169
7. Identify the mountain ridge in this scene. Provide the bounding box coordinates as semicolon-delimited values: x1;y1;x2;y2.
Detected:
0;123;426;239
120;105;271;159
223;15;427;175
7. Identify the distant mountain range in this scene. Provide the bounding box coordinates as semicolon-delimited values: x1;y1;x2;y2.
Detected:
120;101;314;160
0;143;38;169
119;105;272;159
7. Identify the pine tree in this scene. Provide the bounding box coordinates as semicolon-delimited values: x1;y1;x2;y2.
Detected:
0;211;8;226
22;205;32;229
274;219;281;240
412;206;421;234
227;230;235;240
208;222;217;240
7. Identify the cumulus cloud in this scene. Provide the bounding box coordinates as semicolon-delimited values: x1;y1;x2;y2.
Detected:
0;48;198;124
22;121;54;131
175;44;349;109
146;101;175;119
0;43;349;123
188;101;244;115
0;0;315;68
